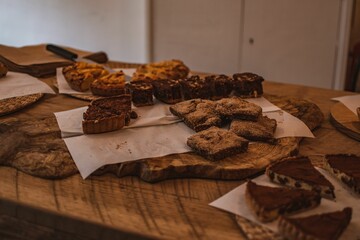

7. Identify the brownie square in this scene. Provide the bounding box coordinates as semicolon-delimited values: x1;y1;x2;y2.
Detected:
205;74;233;100
152;79;183;104
170;99;222;132
230;115;277;143
187;126;249;160
127;81;154;107
232;72;264;97
181;75;212;100
215;97;262;121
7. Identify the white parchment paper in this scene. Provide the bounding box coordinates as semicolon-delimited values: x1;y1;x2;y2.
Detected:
54;97;314;179
332;95;360;115
209;168;360;240
0;72;55;100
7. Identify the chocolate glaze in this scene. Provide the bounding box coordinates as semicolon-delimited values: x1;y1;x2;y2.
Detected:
282;207;352;240
269;156;333;188
247;181;321;211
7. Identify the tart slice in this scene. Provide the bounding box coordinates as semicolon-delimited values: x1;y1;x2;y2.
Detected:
266;156;335;199
187;126;248;160
324;154;360;195
82;95;131;134
245;181;321;222
90;71;126;96
278;207;352;240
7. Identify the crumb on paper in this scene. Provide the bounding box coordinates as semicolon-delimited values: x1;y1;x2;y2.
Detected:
115;141;127;150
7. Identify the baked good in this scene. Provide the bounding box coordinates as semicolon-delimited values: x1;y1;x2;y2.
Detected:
127;81;154;107
181;75;212;100
245;181;321;222
324;154;360;194
232;72;264;97
205;74;233;100
215;97;262;121
278;207;352;240
132;59;189;82
82;95;131;134
0;62;8;78
152;79;183;104
187;126;249;160
357;107;360;121
62;62;109;92
230;115;277;143
90;71;126;96
170;99;222;132
266;156;335;199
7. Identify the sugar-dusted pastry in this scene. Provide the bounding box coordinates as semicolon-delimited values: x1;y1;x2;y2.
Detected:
215;97;262;121
187;126;249;160
230;115;277;143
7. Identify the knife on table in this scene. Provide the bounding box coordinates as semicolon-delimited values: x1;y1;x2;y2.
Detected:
46;44;132;81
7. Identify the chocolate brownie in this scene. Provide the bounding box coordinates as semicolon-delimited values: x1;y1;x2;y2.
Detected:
181;75;212;100
127;81;154;107
187;126;249;160
152;79;183;104
278;207;352;240
245;181;321;222
324;154;360;195
232;72;264;97
266;156;335;199
230;115;277;143
170;99;222;132
205;74;233;100
215;97;262;121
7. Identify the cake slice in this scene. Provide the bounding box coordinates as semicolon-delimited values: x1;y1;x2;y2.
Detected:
215;97;262;121
245;181;321;222
187;126;248;160
82;95;131;134
152;79;183;104
170;99;222;132
266;156;335;199
205;74;233;100
230;115;277;143
324;154;360;195
278;207;352;240
127;81;154;107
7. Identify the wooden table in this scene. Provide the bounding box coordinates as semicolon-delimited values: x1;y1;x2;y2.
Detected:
1;47;360;240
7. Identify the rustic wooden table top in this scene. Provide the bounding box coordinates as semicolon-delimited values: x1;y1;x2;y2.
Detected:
0;45;359;240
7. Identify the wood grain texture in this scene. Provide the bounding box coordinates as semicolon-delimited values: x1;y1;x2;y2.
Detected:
330;102;360;141
0;95;322;181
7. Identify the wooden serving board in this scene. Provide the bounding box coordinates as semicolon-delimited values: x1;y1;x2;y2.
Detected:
330;102;360;141
0;95;324;182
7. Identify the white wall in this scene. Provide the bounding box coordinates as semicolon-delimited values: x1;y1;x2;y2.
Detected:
0;0;149;63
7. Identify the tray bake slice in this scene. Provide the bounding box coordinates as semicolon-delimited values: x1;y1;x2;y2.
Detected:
266;156;335;199
82;95;131;134
215;97;262;121
170;99;222;132
187;126;249;160
278;207;352;240
230;115;277;143
324;154;360;195
245;181;321;222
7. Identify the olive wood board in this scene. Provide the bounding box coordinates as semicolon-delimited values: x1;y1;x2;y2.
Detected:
330;102;360;141
0;95;323;182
